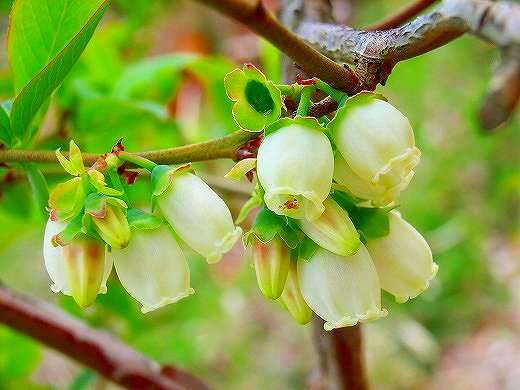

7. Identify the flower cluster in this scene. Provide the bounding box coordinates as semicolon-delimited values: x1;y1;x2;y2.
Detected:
43;142;241;312
244;93;437;331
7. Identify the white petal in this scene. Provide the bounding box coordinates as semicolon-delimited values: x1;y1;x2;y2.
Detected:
158;172;241;263
366;212;438;303
43;219;70;295
109;225;194;313
257;124;334;220
298;246;387;331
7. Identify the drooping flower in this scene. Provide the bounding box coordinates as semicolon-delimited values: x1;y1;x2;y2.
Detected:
365;212;438;303
278;260;312;325
297;197;361;256
224;63;283;131
43;218;112;300
330;93;420;206
153;166;242;264
107;224;194;313
251;234;291;300
298;246;387;331
256;117;334;220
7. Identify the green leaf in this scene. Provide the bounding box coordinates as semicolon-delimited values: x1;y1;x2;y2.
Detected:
7;0;109;144
0;100;14;146
22;163;49;221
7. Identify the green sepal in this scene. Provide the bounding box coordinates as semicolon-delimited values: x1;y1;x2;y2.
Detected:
330;189;362;213
87;170;123;196
236;185;263;224
278;226;301;249
264;115;325;137
126;209;163;230
83;193;127;219
327;91;387;133
150;163;191;210
68;141;86;173
349;206;394;242
291;236;319;261
48;177;87;221
52;214;84;246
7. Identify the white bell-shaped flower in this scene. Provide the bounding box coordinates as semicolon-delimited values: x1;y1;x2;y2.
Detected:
257;121;334;220
331;95;420;206
366;212;438;303
298;197;361;256
298;246;387;331
43;218;112;298
157;172;242;264
108;225;194;313
334;154;414;207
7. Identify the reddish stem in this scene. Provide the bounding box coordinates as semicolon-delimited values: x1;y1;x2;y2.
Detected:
0;282;209;390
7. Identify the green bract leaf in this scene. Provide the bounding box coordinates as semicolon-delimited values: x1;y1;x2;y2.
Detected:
53;213;84;246
126;209;163;230
224;63;282;132
48;177;86;221
349;206;392;241
291;236;319;261
7;0;109;144
84;193;127;219
279;226;301;249
236;186;263;224
251;207;287;243
224;158;257;181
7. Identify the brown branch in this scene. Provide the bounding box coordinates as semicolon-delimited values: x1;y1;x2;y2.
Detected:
364;0;439;31
191;0;359;92
0;282;209;390
309;316;367;390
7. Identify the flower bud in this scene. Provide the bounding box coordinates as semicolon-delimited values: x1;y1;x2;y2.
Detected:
278;260;312;325
156;172;242;264
43;218;112;298
108;225;194;313
63;235;107;307
257;121;334;220
298;246;387;331
366;212;438;303
331;95;420;206
252;235;291;300
298;197;361;256
90;203;131;249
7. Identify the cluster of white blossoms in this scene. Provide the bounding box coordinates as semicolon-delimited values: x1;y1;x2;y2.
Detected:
251;93;438;331
43;144;241;312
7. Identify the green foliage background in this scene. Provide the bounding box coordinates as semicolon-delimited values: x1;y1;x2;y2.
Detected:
0;0;518;389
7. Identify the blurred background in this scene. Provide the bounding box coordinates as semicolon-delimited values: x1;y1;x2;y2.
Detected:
0;0;519;389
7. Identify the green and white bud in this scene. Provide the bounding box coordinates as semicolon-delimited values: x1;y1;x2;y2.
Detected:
366;212;438;303
252;234;291;300
278;260;312;325
257;120;334;220
331;94;420;206
156;171;242;264
63;234;107;307
298;246;387;331
90;203;131;249
298;197;361;256
108;225;194;313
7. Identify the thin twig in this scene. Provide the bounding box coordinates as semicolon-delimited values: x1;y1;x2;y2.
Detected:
364;0;439;31
0;282;209;390
192;0;360;92
0;130;259;166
